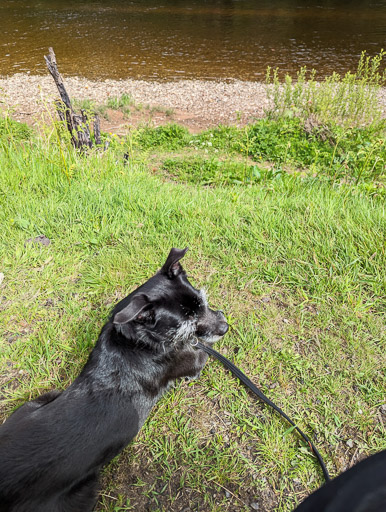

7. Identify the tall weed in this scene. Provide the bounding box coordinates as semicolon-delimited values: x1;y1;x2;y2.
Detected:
266;51;386;126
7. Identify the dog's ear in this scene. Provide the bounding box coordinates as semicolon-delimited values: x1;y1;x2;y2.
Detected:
161;247;188;278
113;294;151;324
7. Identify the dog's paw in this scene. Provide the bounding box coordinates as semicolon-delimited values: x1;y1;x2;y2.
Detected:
184;372;202;382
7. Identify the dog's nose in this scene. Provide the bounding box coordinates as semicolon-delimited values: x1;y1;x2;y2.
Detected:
216;311;229;336
218;321;229;336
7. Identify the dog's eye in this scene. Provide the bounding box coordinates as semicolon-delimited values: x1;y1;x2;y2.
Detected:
136;310;155;324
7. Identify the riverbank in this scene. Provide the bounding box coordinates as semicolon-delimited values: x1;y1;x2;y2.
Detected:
3;73;385;133
0;74;270;132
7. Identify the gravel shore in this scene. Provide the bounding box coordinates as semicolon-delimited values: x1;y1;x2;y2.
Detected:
0;74;269;131
1;73;385;132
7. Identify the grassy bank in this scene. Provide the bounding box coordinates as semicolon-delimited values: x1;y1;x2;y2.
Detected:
0;108;385;512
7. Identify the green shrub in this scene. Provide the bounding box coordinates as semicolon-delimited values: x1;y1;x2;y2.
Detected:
246;118;330;167
244;118;385;183
190;125;241;152
134;124;190;150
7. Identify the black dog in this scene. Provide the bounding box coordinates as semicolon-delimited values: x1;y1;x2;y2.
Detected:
293;449;386;512
0;248;228;512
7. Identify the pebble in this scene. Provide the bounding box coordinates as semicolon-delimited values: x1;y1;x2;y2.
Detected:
250;502;260;511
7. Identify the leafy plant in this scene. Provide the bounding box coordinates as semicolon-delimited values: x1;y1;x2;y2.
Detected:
191;125;241;152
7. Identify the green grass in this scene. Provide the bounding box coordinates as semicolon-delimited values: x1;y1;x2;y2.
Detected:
161;156;263;185
0;116;385;511
72;98;109;120
72;94;134;121
135;123;191;150
130;120;385;190
107;93;134;111
0;115;32;142
72;94;175;123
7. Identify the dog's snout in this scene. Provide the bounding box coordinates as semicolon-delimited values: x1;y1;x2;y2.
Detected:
218;321;229;336
216;310;229;336
196;309;228;342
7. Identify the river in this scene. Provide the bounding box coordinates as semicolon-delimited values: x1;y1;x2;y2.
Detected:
1;0;385;80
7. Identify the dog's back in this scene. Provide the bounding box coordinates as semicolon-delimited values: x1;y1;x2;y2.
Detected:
0;248;228;511
0;336;142;511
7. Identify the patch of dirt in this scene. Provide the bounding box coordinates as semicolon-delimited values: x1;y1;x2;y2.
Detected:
24;234;51;247
97;443;280;512
0;362;25;419
95;381;295;512
98;458;221;512
100;106;214;136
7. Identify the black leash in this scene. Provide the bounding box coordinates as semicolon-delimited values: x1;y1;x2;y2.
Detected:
196;341;330;483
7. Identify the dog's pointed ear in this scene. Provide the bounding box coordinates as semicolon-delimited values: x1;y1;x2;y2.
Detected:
113;294;151;325
161;247;188;278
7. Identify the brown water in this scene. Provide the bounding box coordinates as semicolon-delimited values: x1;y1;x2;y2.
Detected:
1;0;385;80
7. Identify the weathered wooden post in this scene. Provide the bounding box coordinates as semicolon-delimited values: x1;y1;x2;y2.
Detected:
44;47;101;149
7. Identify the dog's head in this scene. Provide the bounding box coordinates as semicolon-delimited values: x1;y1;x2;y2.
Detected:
111;248;228;349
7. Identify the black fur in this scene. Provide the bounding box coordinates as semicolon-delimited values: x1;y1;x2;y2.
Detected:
0;248;228;512
293;449;386;512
